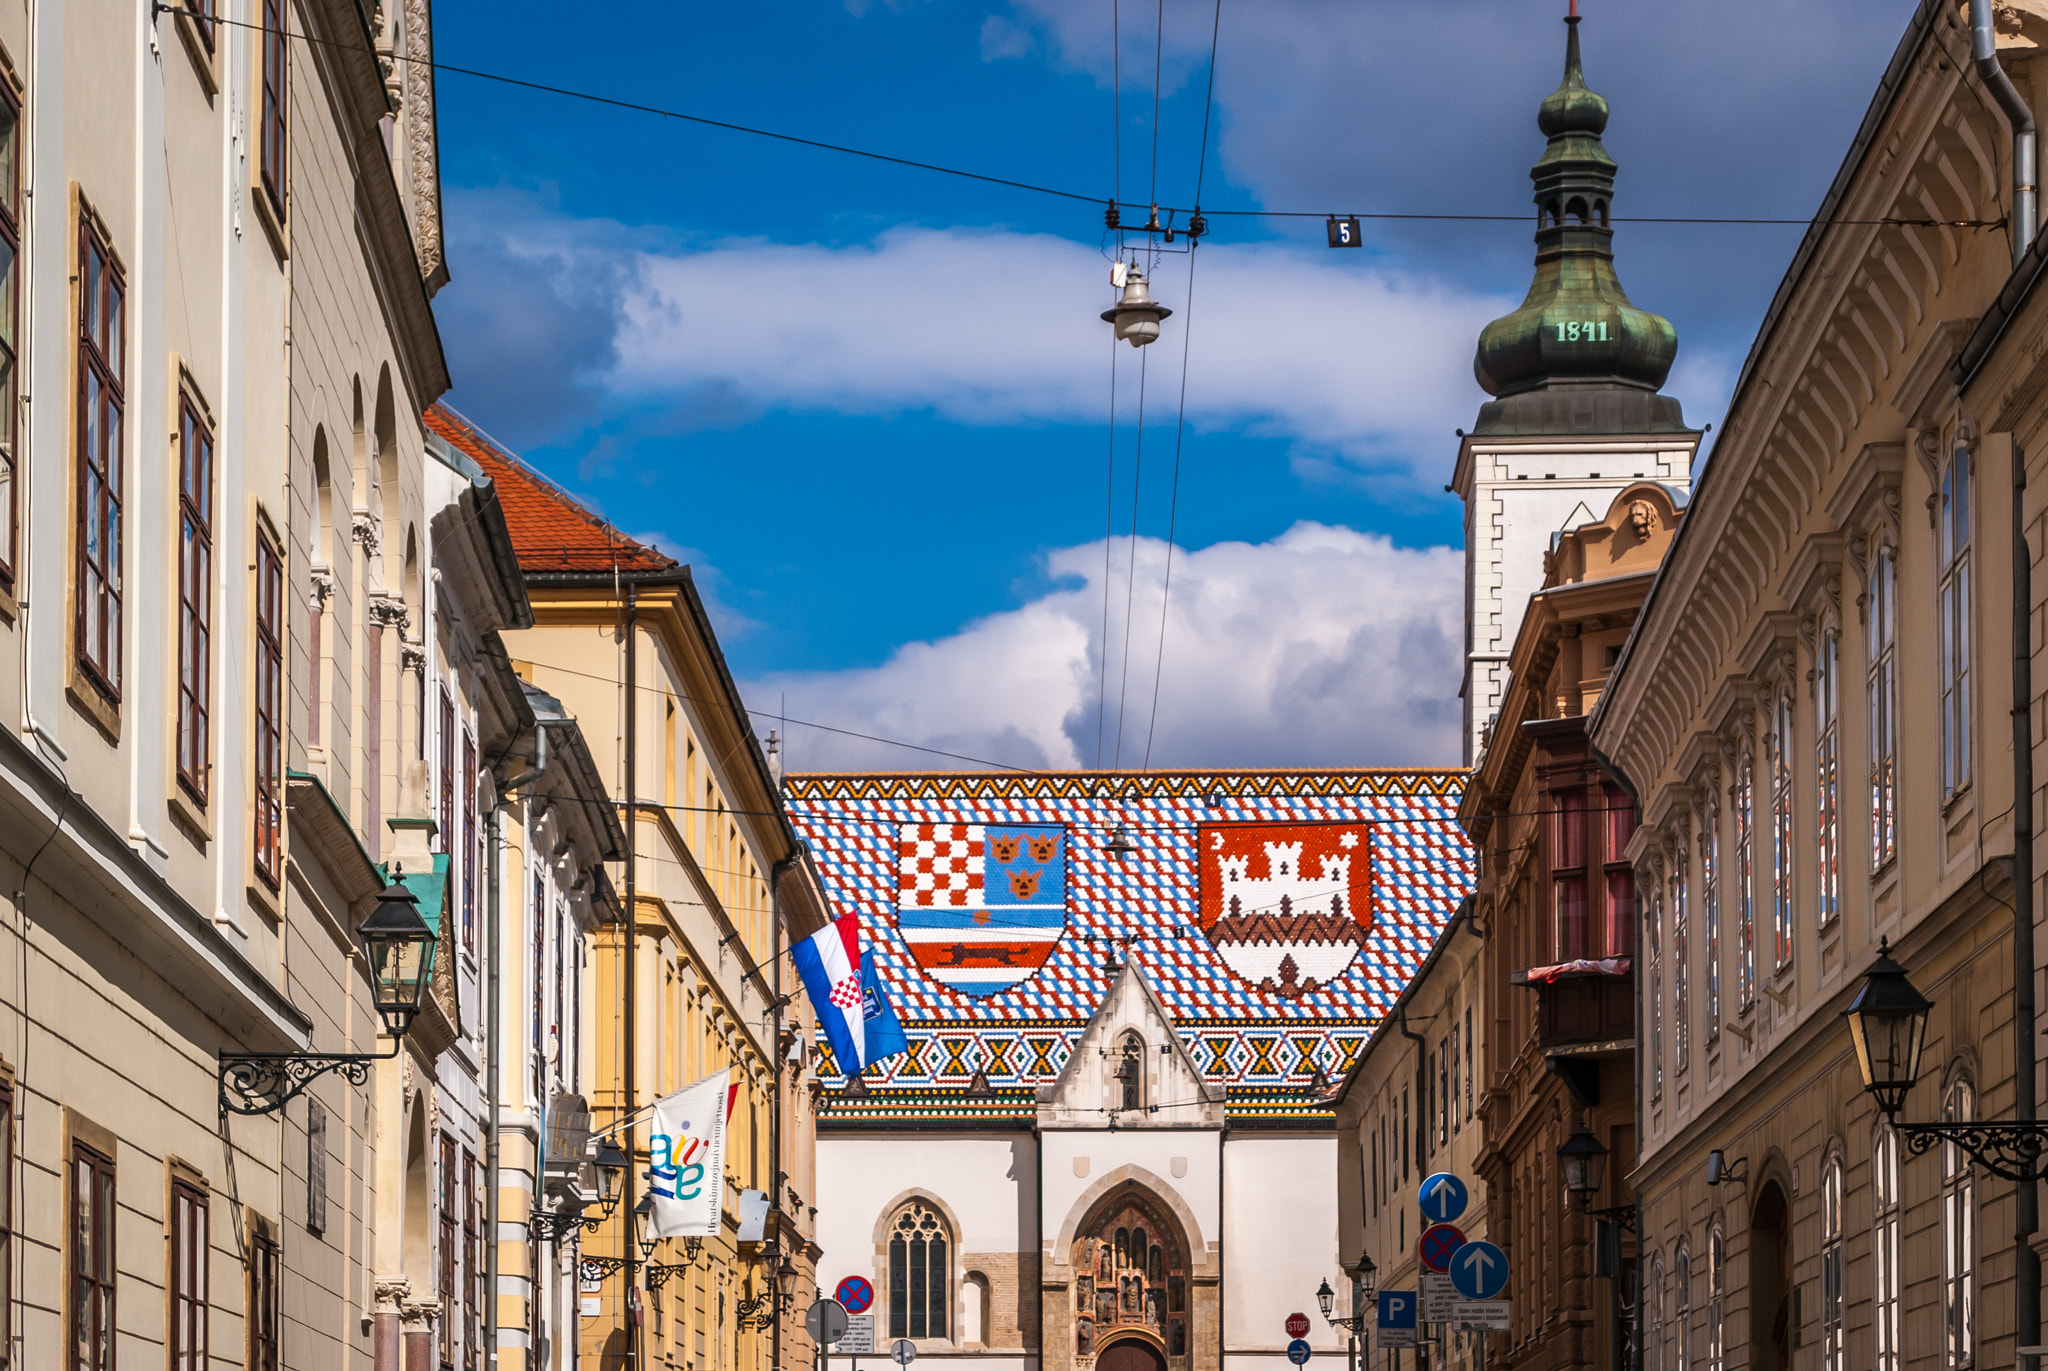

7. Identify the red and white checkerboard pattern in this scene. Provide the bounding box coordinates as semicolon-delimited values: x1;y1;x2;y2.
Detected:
898;824;985;908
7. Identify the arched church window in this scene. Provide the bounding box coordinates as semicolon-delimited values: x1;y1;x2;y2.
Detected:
1117;1031;1145;1111
1566;197;1589;224
888;1201;949;1341
1596;199;1609;227
1544;199;1561;227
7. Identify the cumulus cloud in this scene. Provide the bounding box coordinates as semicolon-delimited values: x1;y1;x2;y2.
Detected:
610;225;1506;479
980;15;1032;62
749;521;1462;772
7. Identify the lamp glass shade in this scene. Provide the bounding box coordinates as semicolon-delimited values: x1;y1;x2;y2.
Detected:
1558;1124;1609;1197
778;1259;800;1295
592;1138;629;1215
1315;1277;1335;1320
1350;1253;1377;1315
634;1194;659;1260
1845;941;1933;1116
358;880;435;1038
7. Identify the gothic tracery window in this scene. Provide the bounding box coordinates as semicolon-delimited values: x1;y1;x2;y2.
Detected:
888;1201;950;1341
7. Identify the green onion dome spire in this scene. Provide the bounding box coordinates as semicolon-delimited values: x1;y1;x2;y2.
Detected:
1471;9;1685;431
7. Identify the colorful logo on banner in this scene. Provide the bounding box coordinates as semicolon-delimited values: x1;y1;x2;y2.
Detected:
896;823;1069;996
1198;823;1371;998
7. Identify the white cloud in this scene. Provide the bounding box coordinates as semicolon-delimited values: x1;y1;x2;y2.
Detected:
608;226;1506;480
749;521;1462;771
980;15;1033;62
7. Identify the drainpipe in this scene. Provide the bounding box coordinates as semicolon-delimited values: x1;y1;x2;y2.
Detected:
2015;434;2041;1357
1394;1006;1427;1371
770;850;801;1371
623;584;640;1370
487;721;552;1371
1972;0;2038;266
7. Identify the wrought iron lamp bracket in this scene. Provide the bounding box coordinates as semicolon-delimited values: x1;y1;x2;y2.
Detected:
645;1239;705;1291
1324;1315;1367;1333
529;1208;606;1244
1894;1119;2048;1183
577;1255;631;1284
218;1043;399;1117
1586;1203;1640;1235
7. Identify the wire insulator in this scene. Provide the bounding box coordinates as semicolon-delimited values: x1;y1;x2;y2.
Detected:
1105;201;1121;231
1189;208;1207;240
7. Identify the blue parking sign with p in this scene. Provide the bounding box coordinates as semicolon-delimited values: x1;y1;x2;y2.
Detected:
1378;1291;1417;1331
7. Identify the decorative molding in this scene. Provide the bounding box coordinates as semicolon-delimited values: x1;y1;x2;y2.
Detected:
352;512;381;559
368;597;410;633
400;644;426;675
374;1277;410;1315
401;0;445;292
309;568;338;609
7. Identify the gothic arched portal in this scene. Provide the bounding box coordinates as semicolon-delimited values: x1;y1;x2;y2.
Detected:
1071;1184;1189;1362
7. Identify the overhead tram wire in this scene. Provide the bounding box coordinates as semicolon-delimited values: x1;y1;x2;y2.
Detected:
1141;0;1222;772
151;9;2003;241
1096;0;1124;773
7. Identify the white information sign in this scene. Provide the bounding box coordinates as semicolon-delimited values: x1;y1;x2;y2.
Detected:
1379;1326;1417;1350
1422;1272;1457;1323
1450;1301;1511;1332
839;1315;876;1354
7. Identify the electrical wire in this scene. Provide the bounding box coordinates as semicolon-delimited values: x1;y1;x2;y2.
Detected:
1110;343;1150;771
1095;330;1118;771
1141;244;1198;770
152;8;2005;234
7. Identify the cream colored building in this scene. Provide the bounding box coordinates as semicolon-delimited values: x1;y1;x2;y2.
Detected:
1589;5;2048;1371
429;405;830;1371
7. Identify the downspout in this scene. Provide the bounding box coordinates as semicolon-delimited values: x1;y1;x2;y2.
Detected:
770;851;801;1371
488;721;552;1371
1394;1006;1427;1371
1973;0;2038;267
623;583;640;1369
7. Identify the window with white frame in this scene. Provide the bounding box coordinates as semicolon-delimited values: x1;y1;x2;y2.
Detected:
1869;546;1899;868
1816;630;1840;925
1647;1256;1664;1371
1671;846;1690;1071
1822;1152;1844;1371
1675;1244;1691;1371
1735;755;1755;1010
1701;804;1720;1042
1939;444;1972;800
1876;1123;1902;1371
1770;689;1793;972
888;1201;950;1341
1648;873;1663;1100
1943;1078;1975;1368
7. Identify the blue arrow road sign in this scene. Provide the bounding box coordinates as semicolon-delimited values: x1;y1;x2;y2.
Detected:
1418;1173;1469;1224
1378;1291;1417;1331
1450;1241;1510;1301
1287;1340;1312;1365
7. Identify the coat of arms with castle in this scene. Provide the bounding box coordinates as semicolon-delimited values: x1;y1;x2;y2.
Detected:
1198;824;1370;998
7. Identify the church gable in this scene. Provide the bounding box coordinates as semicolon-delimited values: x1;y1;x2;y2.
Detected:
1040;961;1222;1128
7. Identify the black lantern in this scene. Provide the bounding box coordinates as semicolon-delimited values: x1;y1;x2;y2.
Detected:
1315;1277;1336;1321
777;1257;800;1296
1349;1252;1377;1321
592;1137;629;1219
1846;937;1933;1119
634;1194;660;1261
1559;1123;1610;1203
359;876;436;1038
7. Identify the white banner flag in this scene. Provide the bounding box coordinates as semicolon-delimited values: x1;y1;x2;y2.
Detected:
646;1068;730;1238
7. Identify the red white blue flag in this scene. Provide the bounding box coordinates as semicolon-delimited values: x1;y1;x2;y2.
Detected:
794;912;907;1074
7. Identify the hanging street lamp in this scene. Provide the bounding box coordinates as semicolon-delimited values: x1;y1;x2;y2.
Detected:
1102;263;1171;347
218;874;436;1115
1848;940;2048;1181
530;1135;630;1244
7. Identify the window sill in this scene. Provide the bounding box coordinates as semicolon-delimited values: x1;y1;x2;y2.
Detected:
172;10;220;98
65;667;119;744
167;784;211;848
1942;783;1973;817
251;179;288;264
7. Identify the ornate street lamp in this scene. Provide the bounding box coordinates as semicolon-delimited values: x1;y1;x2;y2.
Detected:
531;1135;631;1243
1559;1124;1610;1204
1318;1253;1375;1332
1849;941;2048;1181
219;876;436;1115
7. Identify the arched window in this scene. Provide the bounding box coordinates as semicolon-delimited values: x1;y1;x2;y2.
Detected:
1670;845;1691;1072
1544;199;1562;228
888;1201;949;1341
1675;1243;1691;1371
1648;872;1663;1101
1707;1224;1725;1371
1869;545;1899;869
1875;1124;1902;1371
1116;1030;1145;1112
1821;1152;1844;1371
1647;1256;1665;1371
1734;753;1756;1010
1596;199;1610;227
1700;800;1721;1042
1566;197;1589;224
1942;1077;1975;1369
1815;630;1840;927
1939;446;1973;799
1769;689;1794;972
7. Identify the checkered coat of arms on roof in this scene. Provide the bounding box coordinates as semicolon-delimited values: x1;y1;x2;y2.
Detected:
897;823;1069;997
1198;823;1371;999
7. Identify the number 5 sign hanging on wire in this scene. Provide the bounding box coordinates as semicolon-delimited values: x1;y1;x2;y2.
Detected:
1326;216;1363;248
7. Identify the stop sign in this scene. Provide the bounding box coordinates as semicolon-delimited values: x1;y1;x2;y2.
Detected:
1286;1312;1311;1339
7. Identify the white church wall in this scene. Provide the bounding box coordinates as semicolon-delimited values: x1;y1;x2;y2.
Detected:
818;1131;1040;1365
1221;1133;1339;1367
1039;1129;1223;1270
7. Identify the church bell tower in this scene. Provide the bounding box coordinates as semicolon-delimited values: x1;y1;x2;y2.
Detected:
1453;5;1699;765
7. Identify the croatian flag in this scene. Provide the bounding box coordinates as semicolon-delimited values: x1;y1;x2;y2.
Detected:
794;913;906;1074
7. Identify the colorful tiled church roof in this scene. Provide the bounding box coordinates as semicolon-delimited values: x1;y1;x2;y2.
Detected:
425;404;678;575
785;767;1473;1123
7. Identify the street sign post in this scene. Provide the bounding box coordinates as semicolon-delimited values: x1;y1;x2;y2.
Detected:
1449;1241;1510;1302
891;1340;918;1366
839;1315;876;1354
1286;1312;1311;1339
807;1299;850;1346
835;1277;876;1317
1421;1272;1456;1324
1377;1291;1418;1350
1417;1173;1470;1224
1287;1339;1312;1365
1450;1301;1511;1332
1418;1223;1467;1273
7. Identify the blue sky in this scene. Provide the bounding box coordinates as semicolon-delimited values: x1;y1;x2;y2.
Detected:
431;0;1921;769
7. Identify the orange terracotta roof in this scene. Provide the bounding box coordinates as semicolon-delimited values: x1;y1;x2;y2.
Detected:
425;404;678;575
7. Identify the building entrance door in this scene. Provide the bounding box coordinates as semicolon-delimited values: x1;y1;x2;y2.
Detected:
1098;1338;1168;1371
